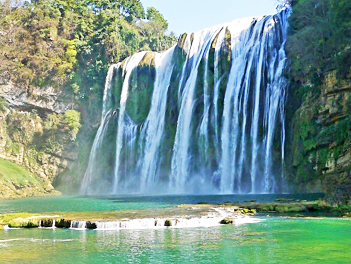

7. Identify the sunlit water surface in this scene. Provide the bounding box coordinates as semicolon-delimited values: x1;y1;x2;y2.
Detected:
1;194;350;263
0;218;350;263
0;193;323;213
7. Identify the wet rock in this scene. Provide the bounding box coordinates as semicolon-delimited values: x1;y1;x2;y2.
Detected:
220;218;233;225
55;219;71;228
40;219;54;227
164;219;172;227
8;220;39;228
275;198;295;202
86;221;97;229
237;208;256;215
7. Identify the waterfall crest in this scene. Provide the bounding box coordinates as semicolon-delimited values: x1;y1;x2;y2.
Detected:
81;10;290;195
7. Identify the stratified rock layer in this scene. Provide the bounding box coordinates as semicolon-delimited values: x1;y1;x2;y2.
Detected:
287;71;351;203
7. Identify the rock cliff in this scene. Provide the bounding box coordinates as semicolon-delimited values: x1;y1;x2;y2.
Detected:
0;76;79;198
286;71;351;203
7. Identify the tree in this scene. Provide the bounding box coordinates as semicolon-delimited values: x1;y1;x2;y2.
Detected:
146;7;168;31
0;0;176;104
286;0;351;83
135;6;175;52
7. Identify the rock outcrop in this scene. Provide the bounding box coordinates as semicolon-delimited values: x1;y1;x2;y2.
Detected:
0;79;79;198
287;71;351;203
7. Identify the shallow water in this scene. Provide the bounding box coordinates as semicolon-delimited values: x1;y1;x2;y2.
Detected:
0;193;323;213
1;194;349;264
0;217;350;263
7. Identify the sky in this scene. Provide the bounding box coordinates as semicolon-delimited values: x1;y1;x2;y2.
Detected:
140;0;278;36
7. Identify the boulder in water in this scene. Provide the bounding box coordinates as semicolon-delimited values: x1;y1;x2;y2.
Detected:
220;218;233;225
164;219;172;226
40;219;54;227
55;219;71;228
86;221;97;229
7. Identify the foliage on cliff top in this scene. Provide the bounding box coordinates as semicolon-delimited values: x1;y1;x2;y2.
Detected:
287;0;351;85
0;0;176;98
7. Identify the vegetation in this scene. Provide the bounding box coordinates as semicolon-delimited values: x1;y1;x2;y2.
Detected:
0;157;52;199
0;0;176;195
0;0;176;101
233;199;351;215
286;0;351;204
0;97;8;113
63;109;81;138
287;0;351;84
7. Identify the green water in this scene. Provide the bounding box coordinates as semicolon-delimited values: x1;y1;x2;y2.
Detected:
0;195;349;263
0;193;323;213
0;218;350;263
0;196;174;214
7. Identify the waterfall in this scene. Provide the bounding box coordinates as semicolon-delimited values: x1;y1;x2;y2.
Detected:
170;25;223;191
113;52;147;193
81;9;290;195
81;64;120;194
139;47;175;191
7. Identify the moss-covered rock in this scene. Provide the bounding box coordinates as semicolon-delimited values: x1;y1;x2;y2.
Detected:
40;219;54;227
125;52;156;124
220;218;233;225
0;94;79;198
86;221;97;229
164;219;172;226
8;219;39;228
286;70;351;201
55;219;71;228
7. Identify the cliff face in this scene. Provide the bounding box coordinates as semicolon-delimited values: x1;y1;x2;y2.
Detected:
0;76;79;198
287;71;351;203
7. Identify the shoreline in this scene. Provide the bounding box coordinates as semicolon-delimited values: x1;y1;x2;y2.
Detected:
0;204;258;230
0;199;350;231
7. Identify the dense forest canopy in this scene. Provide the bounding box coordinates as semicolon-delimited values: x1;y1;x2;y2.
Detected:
287;0;351;85
0;0;176;101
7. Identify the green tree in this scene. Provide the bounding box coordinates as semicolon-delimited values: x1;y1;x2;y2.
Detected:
146;7;168;30
137;6;176;52
287;0;351;83
0;0;176;93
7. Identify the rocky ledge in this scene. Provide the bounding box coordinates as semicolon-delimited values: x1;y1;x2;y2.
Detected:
0;204;259;231
230;198;351;217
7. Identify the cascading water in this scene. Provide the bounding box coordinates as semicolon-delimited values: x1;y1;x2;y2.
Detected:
81;9;290;195
139;47;175;191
